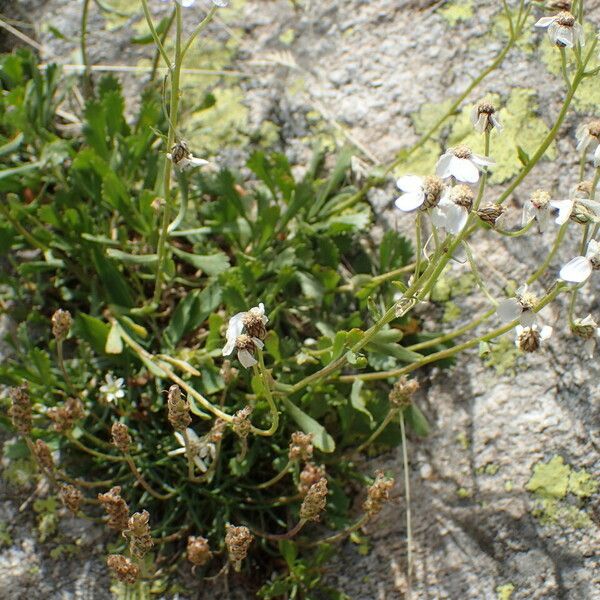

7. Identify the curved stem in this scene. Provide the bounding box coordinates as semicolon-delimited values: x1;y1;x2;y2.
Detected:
253;459;293;490
526;221;568;285
253;519;306;541
306;514;370;546
356;409;398;453
66;433;127;462
399;410;413;600
140;0;173;73
56;339;75;394
125;454;175;500
181;6;218;59
253;350;280;436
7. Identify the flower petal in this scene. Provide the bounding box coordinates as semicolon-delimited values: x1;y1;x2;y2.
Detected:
435;153;453;179
560;256;592;283
535;16;556;28
238;349;257;368
396;175;422;193
443;204;469;234
496;298;522;322
540;325;553;341
450;157;480;183
394;191;425;212
550;199;574;224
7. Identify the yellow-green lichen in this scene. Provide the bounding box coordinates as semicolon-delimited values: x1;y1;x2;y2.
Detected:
456;432;470;450
526;455;570;498
481;336;520;376
443;301;461;323
568;468;598;499
439;0;473;26
279;28;296;45
456;486;472;498
496;583;515;600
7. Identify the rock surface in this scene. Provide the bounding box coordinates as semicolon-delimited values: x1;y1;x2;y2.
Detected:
1;0;599;599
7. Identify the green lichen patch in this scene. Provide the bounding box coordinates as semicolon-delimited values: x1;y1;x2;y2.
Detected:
481;336;520;376
496;583;515;600
439;0;473;26
526;455;570;499
568;468;598;499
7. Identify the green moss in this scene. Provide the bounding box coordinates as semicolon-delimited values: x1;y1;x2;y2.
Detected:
496;583;515;600
526;455;570;499
0;521;12;548
456;432;470;450
485;463;500;475
504;480;514;492
568;468;598;499
439;0;473;26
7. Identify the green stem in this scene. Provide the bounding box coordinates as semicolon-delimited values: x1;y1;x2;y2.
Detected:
526;222;568;284
140;0;173;72
66;433;127;462
399;410;412;600
414;212;422;279
80;0;93;95
125;454;175;500
356;408;398;453
463;242;497;305
151;7;176;82
255;349;280;436
181;6;218;59
56;339;75;394
253;460;294;490
474;131;490;211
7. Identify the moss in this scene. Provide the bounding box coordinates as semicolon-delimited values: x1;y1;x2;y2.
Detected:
496;583;515;600
456;432;470;450
439;0;473;26
485;463;500;475
443;301;461;323
504;480;514;492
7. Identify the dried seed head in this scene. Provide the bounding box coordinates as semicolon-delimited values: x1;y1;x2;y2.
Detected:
300;477;328;522
111;422;132;454
232;406;253;439
363;471;395;517
555;10;575;27
288;432;314;462
298;463;327;496
452;145;472;160
126;510;153;559
570;201;596;224
450;184;474;210
476;205;505;227
235;334;257;353
220;360;238;385
187;536;213;567
388;376;419;409
169;140;191;166
209;418;227;444
588;120;600;139
575;181;593;198
517;327;542;353
242;308;267;340
421;175;445;209
59;484;83;515
51;309;72;341
476;101;496;116
107;555;140;585
9;383;32;436
167;384;192;432
33;439;54;472
546;0;571;11
47;397;84;433
474;101;500;132
530;189;551;209
98;486;129;531
225;525;253;570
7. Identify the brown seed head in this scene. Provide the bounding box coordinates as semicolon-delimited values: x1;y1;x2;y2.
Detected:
242;308;267;340
575;181;593;198
571;317;598;339
47;397;84;433
476;205;505;227
363;471;395;517
98;486;129;531
298;463;327;496
170;140;191;165
450;184;475;210
530;189;551;209
111;422;132;454
517;328;542;353
555;10;575;26
421;175;445;209
106;555;140;585
235;334;257;353
209;418;227;444
167;384;191;432
126;510;153;559
232;406;253;439
59;484;83;514
588;120;600;139
51;309;72;341
288;431;314;462
225;525;253;568
300;477;328;522
33;439;54;472
187;536;213;567
546;0;571;11
9;383;32;436
452;145;472;160
388;376;419;409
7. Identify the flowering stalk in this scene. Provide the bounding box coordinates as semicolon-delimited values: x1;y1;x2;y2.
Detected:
125;454;175;500
254;349;279;436
252;459;293;490
399;410;412;600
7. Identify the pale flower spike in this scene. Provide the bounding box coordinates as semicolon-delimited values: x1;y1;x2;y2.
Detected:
559;239;600;283
435;145;494;184
535;11;585;48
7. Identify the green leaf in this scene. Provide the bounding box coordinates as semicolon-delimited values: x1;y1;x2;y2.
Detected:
171;247;230;276
404;404;430;436
278;540;297;568
131;16;170;44
106;249;158;265
350;380;373;423
516;145;530;166
281;397;335;453
105;322;123;354
74;313;110;355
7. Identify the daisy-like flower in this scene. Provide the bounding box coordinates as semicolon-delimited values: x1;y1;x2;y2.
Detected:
167;140;210;171
496;284;539;326
571;314;600;356
99;373;125;404
394;175;445;212
471;102;503;134
535;11;585;48
522;189;553;232
550;182;600;226
515;324;553;353
436;145;494;184
576;120;600;167
559;239;600;283
430;185;473;235
222;303;268;368
161;0;228;7
167;428;216;473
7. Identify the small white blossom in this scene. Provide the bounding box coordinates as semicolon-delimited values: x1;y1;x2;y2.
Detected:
571;314;600;356
522;189;552;232
535;11;585;48
515;324;553;352
471;102;503;134
436;145;494;184
394;175;445;212
167;428;216;473
167;140;211;171
222;303;268;369
576;120;600;167
99;373;125;404
559;239;600;283
496;284;538;326
430;185;473;235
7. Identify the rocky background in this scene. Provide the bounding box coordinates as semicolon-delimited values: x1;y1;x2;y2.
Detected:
0;0;599;598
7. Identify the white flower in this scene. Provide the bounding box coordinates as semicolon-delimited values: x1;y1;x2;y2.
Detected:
167;140;211;171
571;314;600;356
576;120;600;167
471;102;503;134
522;189;552;232
535;11;585;48
436;145;494;184
222;303;268;368
559;239;600;283
161;0;228;7
430;185;473;235
394;175;445;212
515;324;553;352
167;428;216;473
99;373;125;403
496;284;538;326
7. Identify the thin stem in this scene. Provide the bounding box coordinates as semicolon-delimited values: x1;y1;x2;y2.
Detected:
140;0;172;73
56;340;76;394
306;514;370;546
399;410;412;600
526;221;568;284
463;242;498;306
66;433;127;462
253;519;306;541
474;131;490;211
150;7;176;82
181;6;218;59
255;349;280;436
182;428;200;483
495;220;535;237
559;47;571;89
414;212;422;279
125;455;175;500
80;0;93;95
253;460;294;490
356;409;398;453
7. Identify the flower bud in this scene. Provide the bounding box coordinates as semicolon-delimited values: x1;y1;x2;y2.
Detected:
51;309;72;341
288;432;314;462
299;477;328;522
33;439;54;472
98;486;129;531
107;555;140;585
126;510;153;559
388;376;419;409
363;471;395;517
9;383;32;436
167;384;192;432
476;205;505;227
232;406;253;439
59;484;83;515
225;525;253;571
298;463;326;496
111;422;132;454
187;536;212;567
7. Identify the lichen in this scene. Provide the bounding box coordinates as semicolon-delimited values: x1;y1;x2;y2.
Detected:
525;455;570;499
456;486;472;498
496;583;515;600
279;28;295;45
481;336;519;376
439;0;474;26
568;468;598;499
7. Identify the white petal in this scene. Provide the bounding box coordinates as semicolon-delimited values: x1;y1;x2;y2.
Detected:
540;325;553;341
573;23;585;47
174;432;185;447
430;206;447;229
238;349;257;368
189;156;210;167
212;0;229;6
560;257;592;283
396;175;423;193
222;339;236;356
444;204;469;234
394;191;425;212
257;302;265;316
253;337;264;350
450;157;480;183
535;16;556;28
167;447;186;457
586;239;600;258
194;457;209;472
550;199;574;224
470;106;479;127
520;311;537;327
179;0;196;6
491;115;503;132
186;428;201;444
451;244;467;264
474;114;486;134
225;313;245;343
497;298;522;322
435;153;453;179
471;154;495;168
594;145;600;168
